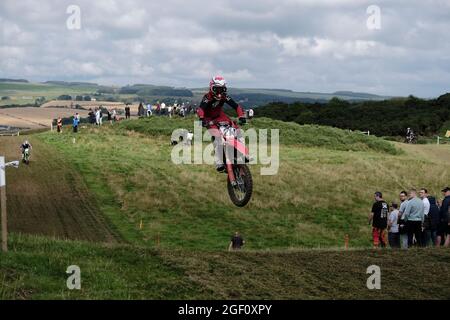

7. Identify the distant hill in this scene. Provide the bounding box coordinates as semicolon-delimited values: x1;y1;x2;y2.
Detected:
119;84;193;97
0;78;29;83
192;87;391;107
0;79;396;108
43;81;99;87
332;91;391;99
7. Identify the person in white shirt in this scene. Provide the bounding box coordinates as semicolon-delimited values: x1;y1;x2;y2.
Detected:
95;108;101;126
147;103;153;117
420;188;430;216
248;108;254;119
388;203;400;248
419;188;431;245
398;191;409;249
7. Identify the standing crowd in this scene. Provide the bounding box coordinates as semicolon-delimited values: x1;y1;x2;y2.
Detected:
370;187;450;249
137;101;196;118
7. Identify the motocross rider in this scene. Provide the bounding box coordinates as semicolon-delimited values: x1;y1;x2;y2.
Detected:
196;76;247;172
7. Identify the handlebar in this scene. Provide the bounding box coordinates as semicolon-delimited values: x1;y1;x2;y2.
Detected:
202;118;246;128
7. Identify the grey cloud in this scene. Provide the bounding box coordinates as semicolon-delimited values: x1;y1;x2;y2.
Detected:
0;0;449;97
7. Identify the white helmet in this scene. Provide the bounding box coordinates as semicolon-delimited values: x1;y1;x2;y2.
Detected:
209;75;227;99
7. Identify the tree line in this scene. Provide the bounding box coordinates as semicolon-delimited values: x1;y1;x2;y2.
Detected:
255;93;450;137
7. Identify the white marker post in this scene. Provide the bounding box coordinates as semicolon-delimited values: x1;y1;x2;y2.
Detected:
0;156;7;252
0;157;19;252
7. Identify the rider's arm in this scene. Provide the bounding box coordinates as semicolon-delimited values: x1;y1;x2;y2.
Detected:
196;96;209;120
225;96;245;118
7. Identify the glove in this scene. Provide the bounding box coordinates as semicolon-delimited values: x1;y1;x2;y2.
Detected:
238;117;247;125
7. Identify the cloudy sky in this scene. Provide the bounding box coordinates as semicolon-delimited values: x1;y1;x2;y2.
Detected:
1;0;449;97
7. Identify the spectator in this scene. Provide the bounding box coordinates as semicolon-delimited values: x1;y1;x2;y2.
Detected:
398;191;409;249
437;187;450;247
56;116;63;133
146;103;152;117
99;107;103;125
88;108;95;124
95;108;101;126
125;105;131;119
424;196;440;246
419;188;431;246
112;109;117;122
388;202;400;248
228;232;245;251
368;191;389;248
73;115;79;133
107;109;112;124
138;102;144;117
248;108;254;119
167;105;173;118
403;188;425;247
161;102;166;115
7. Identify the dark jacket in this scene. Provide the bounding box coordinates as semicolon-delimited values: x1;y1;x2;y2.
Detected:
424;196;440;231
439;195;450;225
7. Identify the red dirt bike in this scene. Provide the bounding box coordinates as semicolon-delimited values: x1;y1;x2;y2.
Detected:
206;120;253;207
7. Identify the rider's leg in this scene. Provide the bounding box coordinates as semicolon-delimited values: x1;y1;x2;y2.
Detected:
213;137;225;172
208;126;225;172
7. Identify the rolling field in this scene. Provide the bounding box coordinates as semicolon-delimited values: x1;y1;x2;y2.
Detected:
0;107;90;130
0;116;449;299
0;82;99;107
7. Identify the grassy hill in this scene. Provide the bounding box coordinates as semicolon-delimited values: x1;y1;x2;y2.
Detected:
7;116;447;250
1;116;449;299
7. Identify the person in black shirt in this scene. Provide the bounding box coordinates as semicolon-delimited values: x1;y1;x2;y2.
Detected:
437;187;450;247
369;191;389;248
229;232;245;251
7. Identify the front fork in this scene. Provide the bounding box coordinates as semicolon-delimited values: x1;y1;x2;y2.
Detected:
224;136;248;186
226;162;236;185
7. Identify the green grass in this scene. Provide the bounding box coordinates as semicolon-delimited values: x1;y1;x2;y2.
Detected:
1;116;450;299
1;233;449;299
34;117;450;251
0;234;208;299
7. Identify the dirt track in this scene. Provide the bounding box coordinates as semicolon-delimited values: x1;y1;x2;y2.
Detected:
0;135;120;243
